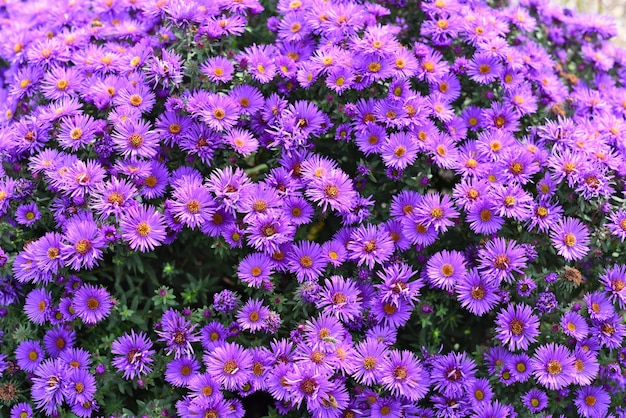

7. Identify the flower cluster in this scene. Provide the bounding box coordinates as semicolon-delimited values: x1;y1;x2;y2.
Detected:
0;0;625;417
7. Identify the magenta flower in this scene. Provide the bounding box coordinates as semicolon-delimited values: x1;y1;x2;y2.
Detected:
549;217;590;261
119;204;167;252
111;330;156;380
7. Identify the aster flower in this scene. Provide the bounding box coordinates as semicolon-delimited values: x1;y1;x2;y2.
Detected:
72;284;112;326
431;352;477;397
31;358;67;416
572;348;600;386
169;178;216;230
600;264;626;308
467;378;493;407
60;217;105;271
381;131;418;170
305;169;357;214
24;288;52;325
155;309;200;358
495;303;540;351
531;343;576;390
201;56;235;83
413;192;459;233
15;340;45;372
316;275;362;322
236;298;270;333
165;356;201;388
346;224;394;269
287;241;325;282
15;202;40;227
200;94;240;132
606;209;626;241
561;311;589;341
574;386;610;418
456;267;499;316
478;237;528;284
64;368;96;407
204;342;253;391
237;252;274;288
426;250;466;292
119;204;167;252
522;388;548;413
111;330;156;380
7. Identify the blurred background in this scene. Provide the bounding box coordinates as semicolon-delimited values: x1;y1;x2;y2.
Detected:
555;0;626;45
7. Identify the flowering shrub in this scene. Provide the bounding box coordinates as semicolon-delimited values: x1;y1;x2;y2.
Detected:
1;0;626;416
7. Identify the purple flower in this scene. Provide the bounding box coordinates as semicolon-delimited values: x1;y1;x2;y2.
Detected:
204;342;253;391
574;386;610;418
15;340;45;372
111;330;156;380
531;343;576;390
31;358;67;416
561;311;589;341
431;352;477;397
165;356;201;388
287;240;325;282
347;224;394;269
155;309;200;358
24;288;52;325
522;388;548;413
111;118;159;159
495;303;540;351
456;268;499;316
478;237;528;284
352;338;388;386
316;275;363;322
236;298;270;333
43;325;75;358
119;204;167;252
426;250;466;292
72;284;112;325
60;217;106;271
15;202;41;227
549;217;590;261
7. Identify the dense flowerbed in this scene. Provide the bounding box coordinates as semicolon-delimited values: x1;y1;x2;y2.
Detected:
1;0;626;416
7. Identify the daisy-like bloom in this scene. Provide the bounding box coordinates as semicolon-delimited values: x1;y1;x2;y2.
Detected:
606;209;626;241
522;388;548;413
320;239;347;267
600;264;626;308
72;284;112;326
531;343;576;390
31;358;67;416
346;224;394;269
287;241;326;282
283;196;313;226
456;267;499;316
431;352;477;397
57;114;98;151
380;349;429;402
381;131;419;170
60;347;92;371
237;252;273;288
165;356;201;388
64;368;96;407
114;83;156;114
59;159;106;200
15;340;45;372
305;168;357;214
490;183;533;221
466;199;505;234
10;403;33;418
169;178;215;230
245;211;295;254
15;202;40;227
111;330;156;380
60;217;105;271
591;313;626;349
560;311;589;341
467;378;493;408
572;348;600;386
495;303;540;351
91;177;138;220
376;262;422;307
352;338;389;386
584;291;615;321
426;250;466;292
413;192;459;233
200;94;240;132
111;118;159;159
236;298;270;333
119;204;167;252
478;237;528;284
473;401;512;418
574;386;610;418
316;275;362;322
224;128;259;156
467;52;503;84
156;309;200;359
24;288;52;325
204;342;253;391
550;217;589;261
370;297;413;329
